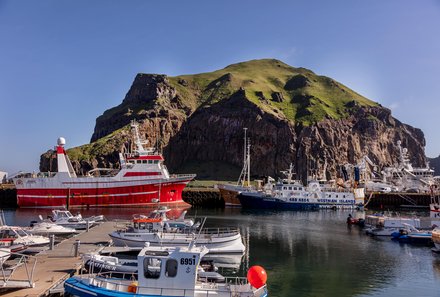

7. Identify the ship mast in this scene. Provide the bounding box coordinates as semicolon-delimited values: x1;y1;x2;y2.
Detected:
237;128;250;187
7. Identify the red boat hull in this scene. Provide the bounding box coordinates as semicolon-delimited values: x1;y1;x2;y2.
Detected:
17;180;191;208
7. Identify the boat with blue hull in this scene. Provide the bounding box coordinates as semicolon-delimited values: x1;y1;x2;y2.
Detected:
238;193;319;210
64;245;268;297
238;164;358;210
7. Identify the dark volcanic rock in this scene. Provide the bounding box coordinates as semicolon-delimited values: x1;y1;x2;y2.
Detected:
41;59;428;181
284;74;310;90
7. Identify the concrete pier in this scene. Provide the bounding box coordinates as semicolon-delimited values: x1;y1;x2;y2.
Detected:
1;221;126;297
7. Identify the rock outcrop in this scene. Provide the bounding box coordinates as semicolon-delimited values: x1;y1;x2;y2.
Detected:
40;59;428;181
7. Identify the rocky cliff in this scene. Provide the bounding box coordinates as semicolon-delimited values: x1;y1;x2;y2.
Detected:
41;59;427;180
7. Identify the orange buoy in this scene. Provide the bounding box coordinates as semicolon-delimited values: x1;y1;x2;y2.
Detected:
247;265;267;289
127;281;138;293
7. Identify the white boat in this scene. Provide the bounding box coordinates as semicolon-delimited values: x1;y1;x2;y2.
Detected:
0;225;50;247
364;214;421;236
239;164;358;210
109;216;245;254
381;141;435;193
28;216;78;235
65;245;268;297
49;210;100;230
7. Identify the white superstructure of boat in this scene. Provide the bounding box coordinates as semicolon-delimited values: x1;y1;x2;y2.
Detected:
49;210;100;230
109;216;245;254
364;214;421;236
0;225;50;247
28;216;78;235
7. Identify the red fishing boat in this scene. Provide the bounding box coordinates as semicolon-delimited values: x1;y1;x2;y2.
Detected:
13;121;195;208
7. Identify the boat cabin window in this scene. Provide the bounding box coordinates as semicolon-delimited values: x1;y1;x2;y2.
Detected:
165;259;178;277
154;160;159;164
142;160;147;164
144;257;162;279
148;160;153;164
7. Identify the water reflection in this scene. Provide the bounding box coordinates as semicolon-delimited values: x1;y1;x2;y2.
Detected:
3;207;440;297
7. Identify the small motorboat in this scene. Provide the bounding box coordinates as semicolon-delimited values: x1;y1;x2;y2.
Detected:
65;244;268;297
391;224;432;244
28;216;78;236
0;225;49;247
365;215;421;236
49;210;102;230
109;216;245;254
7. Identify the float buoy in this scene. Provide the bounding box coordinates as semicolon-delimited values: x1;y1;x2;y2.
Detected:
247;265;267;289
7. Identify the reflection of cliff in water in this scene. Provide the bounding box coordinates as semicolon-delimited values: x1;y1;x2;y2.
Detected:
237;210;397;297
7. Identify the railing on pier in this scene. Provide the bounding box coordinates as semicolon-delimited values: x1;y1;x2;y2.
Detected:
0;252;37;289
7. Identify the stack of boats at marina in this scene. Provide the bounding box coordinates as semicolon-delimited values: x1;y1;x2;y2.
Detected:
220;133;440;210
64;207;267;297
0;209;105;261
356;195;440;247
359;212;433;244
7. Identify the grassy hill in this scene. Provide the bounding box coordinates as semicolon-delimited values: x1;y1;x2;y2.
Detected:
168;59;378;125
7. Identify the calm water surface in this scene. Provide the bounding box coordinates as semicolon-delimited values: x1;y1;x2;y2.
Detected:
3;207;440;297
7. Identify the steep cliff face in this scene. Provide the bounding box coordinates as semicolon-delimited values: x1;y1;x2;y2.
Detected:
41;59;427;180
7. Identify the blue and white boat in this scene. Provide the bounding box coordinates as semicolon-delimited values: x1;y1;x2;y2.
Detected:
391;223;432;244
65;244;268;297
238;164;357;210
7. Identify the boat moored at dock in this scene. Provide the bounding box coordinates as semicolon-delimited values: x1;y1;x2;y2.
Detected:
13;121;195;208
65;245;268;297
109;216;245;254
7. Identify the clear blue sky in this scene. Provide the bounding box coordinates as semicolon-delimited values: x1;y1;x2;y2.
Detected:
1;0;440;174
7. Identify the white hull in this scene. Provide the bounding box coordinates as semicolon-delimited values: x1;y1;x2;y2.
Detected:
28;223;77;235
366;227;401;236
109;231;245;254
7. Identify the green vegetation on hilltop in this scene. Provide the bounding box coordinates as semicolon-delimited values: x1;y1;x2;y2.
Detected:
67;127;129;162
168;59;378;125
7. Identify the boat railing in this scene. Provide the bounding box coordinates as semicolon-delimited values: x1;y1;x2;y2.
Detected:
169;174;197;179
76;272;261;297
182;227;240;237
14;172;57;179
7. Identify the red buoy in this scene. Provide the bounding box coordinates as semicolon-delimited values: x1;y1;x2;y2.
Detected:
247;265;267;289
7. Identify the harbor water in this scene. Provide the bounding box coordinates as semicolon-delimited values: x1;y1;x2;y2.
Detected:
2;207;440;297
